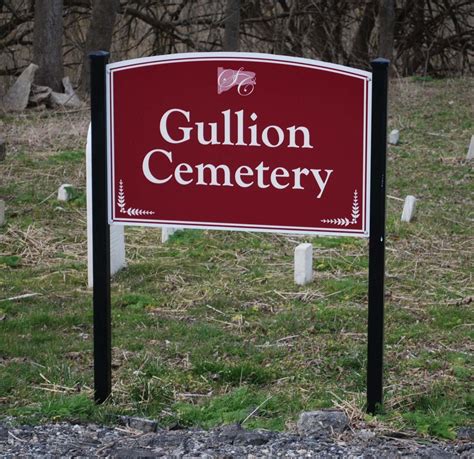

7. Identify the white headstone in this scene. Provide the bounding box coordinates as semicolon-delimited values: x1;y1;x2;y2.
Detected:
401;195;417;222
388;129;400;145
294;243;313;285
0;199;5;226
57;184;73;201
466;135;474;161
161;226;178;243
86;124;126;288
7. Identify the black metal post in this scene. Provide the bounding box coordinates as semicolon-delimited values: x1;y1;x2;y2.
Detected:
367;58;389;414
90;51;111;404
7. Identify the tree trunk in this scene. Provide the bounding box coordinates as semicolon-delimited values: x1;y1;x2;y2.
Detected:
378;0;395;61
32;0;64;92
223;0;240;51
351;0;378;66
80;0;120;92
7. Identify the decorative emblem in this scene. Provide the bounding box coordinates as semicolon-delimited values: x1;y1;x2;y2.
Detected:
117;180;155;217
217;67;256;96
321;190;360;227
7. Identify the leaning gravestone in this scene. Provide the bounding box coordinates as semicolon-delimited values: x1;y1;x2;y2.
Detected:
3;63;38;112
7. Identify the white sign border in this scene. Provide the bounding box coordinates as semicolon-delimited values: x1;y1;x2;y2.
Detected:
106;52;372;238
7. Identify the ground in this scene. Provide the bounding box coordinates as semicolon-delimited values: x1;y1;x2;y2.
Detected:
0;77;472;445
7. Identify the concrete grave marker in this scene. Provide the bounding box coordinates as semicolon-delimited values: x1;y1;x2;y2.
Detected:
294;243;313;285
401;195;417;222
57;184;73;201
86;124;126;287
161;226;180;243
466;135;474;161
388;129;400;145
0;200;5;226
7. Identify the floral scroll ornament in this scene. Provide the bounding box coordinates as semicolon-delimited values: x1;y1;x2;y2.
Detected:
321;190;360;227
117;180;155;217
217;67;256;96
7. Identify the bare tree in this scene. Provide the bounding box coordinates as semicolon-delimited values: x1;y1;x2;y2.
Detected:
1;0;472;83
32;0;64;92
378;0;395;61
224;0;240;51
80;0;120;92
351;0;378;66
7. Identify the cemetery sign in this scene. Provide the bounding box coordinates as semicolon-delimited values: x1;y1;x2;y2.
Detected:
107;54;371;236
90;52;389;414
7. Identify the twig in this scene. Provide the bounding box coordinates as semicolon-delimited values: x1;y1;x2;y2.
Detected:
205;304;226;316
388;195;404;202
0;293;40;302
39;191;56;204
241;395;273;425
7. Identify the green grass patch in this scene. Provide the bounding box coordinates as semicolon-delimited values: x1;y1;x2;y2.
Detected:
0;77;473;438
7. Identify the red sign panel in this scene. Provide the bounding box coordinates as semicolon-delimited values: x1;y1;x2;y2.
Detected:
107;53;372;236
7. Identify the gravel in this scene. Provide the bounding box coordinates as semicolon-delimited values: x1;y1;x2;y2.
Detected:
1;419;473;458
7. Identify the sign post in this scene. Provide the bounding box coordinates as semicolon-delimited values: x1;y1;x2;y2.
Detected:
367;58;389;414
90;51;112;403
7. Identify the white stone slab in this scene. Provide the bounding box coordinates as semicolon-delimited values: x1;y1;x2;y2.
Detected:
0;199;5;226
294;243;313;285
388;129;400;145
57;184;73;201
86;124;126;287
466;135;474;161
401;195;417;222
161;226;179;243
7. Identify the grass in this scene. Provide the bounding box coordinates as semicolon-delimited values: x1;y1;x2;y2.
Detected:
0;78;473;439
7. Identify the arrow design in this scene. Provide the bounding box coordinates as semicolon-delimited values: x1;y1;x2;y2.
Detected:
321;190;360;227
117;180;155;217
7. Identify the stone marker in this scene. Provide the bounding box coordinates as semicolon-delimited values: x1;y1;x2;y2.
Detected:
3;63;38;111
294;243;313;285
62;77;75;96
466;135;474;161
401;195;417;222
86;124;126;287
161;226;179;243
0;200;5;226
50;91;82;109
57;184;73;201
118;416;158;433
297;410;349;437
0;137;5;161
50;77;82;109
388;129;400;145
29;84;52;106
